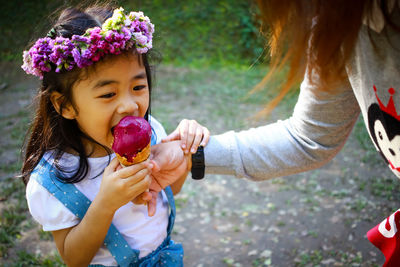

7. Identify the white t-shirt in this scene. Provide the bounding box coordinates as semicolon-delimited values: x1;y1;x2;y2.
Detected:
26;116;169;265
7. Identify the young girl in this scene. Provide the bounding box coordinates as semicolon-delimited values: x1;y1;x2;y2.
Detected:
21;5;209;266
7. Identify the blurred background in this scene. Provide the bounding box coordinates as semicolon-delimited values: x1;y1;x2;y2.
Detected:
1;1;399;266
1;0;265;66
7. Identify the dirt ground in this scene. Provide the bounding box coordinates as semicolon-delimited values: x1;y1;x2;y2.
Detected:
1;61;400;266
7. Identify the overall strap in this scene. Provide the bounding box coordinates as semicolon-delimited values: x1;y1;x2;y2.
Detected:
32;158;139;267
136;186;183;267
150;127;157;146
163;186;176;236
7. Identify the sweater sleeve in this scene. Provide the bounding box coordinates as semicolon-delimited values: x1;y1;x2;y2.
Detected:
204;75;361;180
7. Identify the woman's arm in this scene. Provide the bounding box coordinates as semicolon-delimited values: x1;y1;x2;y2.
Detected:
205;75;361;180
170;172;188;195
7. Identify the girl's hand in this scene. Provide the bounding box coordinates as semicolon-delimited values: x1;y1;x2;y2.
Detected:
97;157;152;213
162;119;210;154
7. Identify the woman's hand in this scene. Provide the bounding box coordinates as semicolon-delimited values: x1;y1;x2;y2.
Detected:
130;140;194;217
97;157;152;213
134;141;191;217
149;140;191;192
162;119;210;154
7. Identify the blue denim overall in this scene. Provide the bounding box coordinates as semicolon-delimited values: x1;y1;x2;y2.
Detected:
31;154;184;267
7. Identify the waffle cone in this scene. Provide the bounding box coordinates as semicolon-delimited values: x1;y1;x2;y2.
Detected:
116;142;151;167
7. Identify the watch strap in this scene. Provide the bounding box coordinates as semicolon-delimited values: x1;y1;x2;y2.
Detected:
191;146;205;180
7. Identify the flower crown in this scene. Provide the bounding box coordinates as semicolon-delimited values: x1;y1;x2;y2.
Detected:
21;7;154;78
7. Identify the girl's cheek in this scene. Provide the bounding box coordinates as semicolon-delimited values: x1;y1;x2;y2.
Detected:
141;96;150;116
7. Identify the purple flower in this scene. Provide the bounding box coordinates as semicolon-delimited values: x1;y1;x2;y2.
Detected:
72;48;91;68
105;31;115;42
136;47;148;53
92;53;101;62
72;35;90;44
136;34;148;46
121;27;132;40
97;40;108;51
88;27;103;42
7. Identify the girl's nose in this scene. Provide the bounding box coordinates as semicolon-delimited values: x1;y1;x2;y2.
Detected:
117;97;139;114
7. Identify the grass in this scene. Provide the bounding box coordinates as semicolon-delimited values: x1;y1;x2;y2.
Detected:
10;251;64;267
0;174;28;258
370;177;399;199
295;250;323;266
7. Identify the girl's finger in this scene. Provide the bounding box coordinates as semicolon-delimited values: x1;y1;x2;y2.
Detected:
125;168;150;187
117;161;148;178
200;127;210;146
190;127;204;153
129;175;151;199
104;157;121;175
116;164;123;171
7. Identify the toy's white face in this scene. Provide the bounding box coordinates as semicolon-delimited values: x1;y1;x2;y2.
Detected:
67;53;149;157
374;120;400;176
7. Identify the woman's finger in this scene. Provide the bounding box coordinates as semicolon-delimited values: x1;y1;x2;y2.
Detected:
149;159;160;172
132;191;152;205
178;120;189;151
190;126;204;153
147;190;158;217
200;127;210;146
161;129;180;143
183;120;196;153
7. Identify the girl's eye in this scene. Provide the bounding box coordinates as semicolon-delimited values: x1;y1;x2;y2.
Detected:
99;93;116;98
133;85;146;91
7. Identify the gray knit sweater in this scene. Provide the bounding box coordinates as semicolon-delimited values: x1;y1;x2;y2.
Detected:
204;6;400;181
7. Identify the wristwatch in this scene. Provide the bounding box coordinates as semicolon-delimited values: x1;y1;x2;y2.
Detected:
191;146;205;180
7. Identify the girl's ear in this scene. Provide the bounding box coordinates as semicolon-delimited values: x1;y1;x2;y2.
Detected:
50;91;76;120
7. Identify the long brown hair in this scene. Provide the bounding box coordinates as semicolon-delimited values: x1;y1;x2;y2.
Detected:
21;4;156;184
255;0;399;116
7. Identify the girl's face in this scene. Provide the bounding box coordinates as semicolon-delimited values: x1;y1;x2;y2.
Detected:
66;53;149;157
